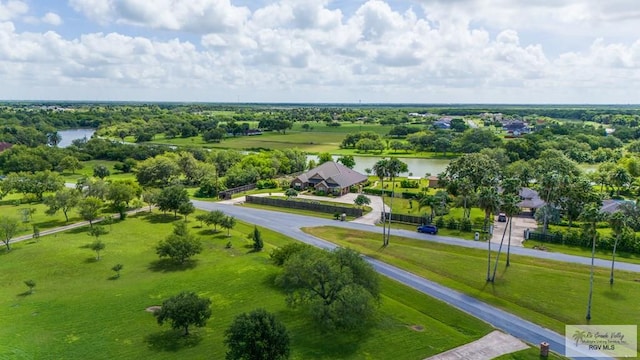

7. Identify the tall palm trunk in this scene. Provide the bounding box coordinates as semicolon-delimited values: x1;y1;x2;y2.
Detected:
380;178;387;246
385;176;395;246
586;226;596;320
506;215;513;266
491;217;509;281
485;212;491;282
610;233;620;285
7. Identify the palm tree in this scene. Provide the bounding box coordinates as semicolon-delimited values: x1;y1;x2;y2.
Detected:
579;204;605;320
502;194;521;268
373;159;389;245
383;158;408;246
607;211;627;285
477;186;501;282
418;194;437;220
491;193;520;281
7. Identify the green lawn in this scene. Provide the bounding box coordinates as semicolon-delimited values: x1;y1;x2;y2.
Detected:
0;211;508;360
303;226;640;341
61;160;136;183
0;193;84;237
522;240;640;265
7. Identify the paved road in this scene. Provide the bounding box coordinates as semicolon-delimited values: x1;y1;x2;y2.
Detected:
192;200;616;359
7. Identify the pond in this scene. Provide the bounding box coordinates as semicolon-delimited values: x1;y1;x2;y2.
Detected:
306;155;450;177
57;129;96;148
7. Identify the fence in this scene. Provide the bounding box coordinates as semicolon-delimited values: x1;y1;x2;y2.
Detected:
526;231;563;243
218;183;257;200
245;196;363;217
381;212;431;225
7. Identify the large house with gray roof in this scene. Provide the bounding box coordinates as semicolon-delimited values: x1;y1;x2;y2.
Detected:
291;161;367;196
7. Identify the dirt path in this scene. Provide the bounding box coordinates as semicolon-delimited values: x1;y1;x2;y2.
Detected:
424;331;529;360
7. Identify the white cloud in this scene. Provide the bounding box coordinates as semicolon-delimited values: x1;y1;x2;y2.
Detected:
0;0;27;21
42;12;62;26
69;0;250;33
0;0;638;102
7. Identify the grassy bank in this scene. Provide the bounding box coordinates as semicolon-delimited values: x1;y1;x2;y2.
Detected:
302;226;640;339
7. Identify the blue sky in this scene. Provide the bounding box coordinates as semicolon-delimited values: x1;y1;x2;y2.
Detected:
1;0;639;103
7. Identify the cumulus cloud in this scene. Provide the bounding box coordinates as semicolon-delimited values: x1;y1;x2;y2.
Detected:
0;0;27;21
42;12;62;26
69;0;250;33
0;0;638;102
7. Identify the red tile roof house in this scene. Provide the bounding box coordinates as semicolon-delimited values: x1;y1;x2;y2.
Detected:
291;161;368;196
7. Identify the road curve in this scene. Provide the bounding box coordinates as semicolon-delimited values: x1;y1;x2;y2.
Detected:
192;200;613;359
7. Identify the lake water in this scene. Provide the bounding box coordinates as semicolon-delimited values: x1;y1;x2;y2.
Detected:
57;129;96;148
306;155;450;177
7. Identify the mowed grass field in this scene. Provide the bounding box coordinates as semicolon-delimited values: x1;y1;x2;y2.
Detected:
303;226;640;343
0;211;509;360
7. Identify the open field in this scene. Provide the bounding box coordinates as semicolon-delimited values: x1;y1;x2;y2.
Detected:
303;226;640;340
0;211;514;360
522;240;640;265
61;160;136;183
0;193;84;237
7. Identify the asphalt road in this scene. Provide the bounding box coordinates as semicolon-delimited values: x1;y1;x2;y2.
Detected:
192;200;616;359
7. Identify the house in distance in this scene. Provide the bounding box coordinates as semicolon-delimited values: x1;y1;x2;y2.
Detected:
291;161;368;196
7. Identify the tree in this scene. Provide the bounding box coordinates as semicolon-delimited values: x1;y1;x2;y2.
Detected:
44;188;81;222
477;186;501;282
93;164;111;179
579;204;605;320
0;216;19;251
317;152;333;165
354;194;371;208
224;309;290;360
24;280;36;294
251;226;263;252
275;247;379;330
157;185;190;218
373;159;389;245
284;188;298;199
47;131;61;147
156;222;203;264
89;224;108;243
58;155;82;174
204;210;226;231
90;240;106;260
77;196;103;227
154;291;212;336
178;201;195;221
501;193;521;268
383;158;408;246
337;155;355;169
142;189;160;212
607;211;627;285
220;216;236;237
135;155;181;188
112;264;123;278
106;182;137;218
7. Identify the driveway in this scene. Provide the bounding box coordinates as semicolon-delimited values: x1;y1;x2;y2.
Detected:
490;215;537;247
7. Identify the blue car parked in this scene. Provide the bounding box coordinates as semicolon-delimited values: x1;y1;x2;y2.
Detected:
417;224;438;234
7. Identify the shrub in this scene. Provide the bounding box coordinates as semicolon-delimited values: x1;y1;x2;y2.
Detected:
256;179;278;189
459;218;472;232
400;180;420;188
435;217;445;228
446;217;459;230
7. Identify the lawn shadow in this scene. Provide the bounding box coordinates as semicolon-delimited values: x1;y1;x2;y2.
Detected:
84;257;99;263
148;259;198;272
602;288;625;301
144;330;202;352
17;291;33;297
107;275;120;281
67;226;92;234
143;213;179;224
196;228;219;236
